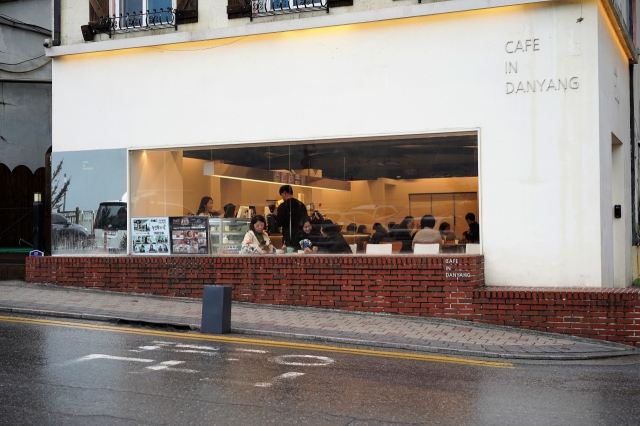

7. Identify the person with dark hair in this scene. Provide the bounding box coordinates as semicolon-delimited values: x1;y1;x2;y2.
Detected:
357;225;368;234
462;212;480;243
241;215;275;254
317;219;352;254
369;222;388;244
438;222;457;241
291;216;320;253
197;196;219;217
345;223;357;234
412;214;442;251
276;184;307;247
391;216;415;253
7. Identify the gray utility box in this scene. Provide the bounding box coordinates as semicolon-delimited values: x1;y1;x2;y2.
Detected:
201;285;232;334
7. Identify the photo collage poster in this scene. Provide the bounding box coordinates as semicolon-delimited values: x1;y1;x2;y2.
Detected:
131;217;171;255
169;216;210;255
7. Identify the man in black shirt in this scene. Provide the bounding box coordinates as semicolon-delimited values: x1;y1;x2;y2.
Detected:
276;185;307;247
463;212;480;243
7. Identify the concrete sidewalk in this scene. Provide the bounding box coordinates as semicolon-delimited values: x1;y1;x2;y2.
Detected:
0;280;636;360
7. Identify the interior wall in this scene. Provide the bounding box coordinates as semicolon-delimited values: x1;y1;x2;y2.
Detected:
130;151;184;217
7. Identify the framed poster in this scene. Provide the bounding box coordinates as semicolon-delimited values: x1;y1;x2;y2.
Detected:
169;216;210;255
131;217;170;255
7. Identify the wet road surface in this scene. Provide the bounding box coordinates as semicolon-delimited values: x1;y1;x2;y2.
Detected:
1;314;639;425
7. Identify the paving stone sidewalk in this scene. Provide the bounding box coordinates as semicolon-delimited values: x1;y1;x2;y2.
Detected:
0;280;636;360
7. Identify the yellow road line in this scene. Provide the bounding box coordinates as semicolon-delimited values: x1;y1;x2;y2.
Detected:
0;315;513;369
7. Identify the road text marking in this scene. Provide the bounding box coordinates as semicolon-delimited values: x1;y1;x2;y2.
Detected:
272;355;335;366
65;354;154;365
0;315;514;369
255;372;305;387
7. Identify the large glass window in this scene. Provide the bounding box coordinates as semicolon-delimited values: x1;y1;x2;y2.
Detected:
129;133;480;255
51;149;127;256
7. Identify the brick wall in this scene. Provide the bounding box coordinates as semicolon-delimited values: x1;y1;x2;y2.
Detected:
474;287;640;346
26;255;484;316
25;256;640;347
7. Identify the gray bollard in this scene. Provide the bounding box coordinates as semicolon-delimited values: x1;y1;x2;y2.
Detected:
201;285;232;334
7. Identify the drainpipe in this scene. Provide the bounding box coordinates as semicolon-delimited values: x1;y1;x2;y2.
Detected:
630;62;636;245
52;0;60;46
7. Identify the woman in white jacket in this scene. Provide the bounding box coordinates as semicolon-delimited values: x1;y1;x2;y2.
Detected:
241;215;275;254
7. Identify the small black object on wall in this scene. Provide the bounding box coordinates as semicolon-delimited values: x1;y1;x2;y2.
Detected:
614;205;622;219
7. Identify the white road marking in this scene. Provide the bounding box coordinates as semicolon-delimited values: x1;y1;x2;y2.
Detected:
255;372;305;387
175;344;219;351
172;349;218;356
138;345;161;350
146;360;184;370
142;361;199;374
226;358;240;361
279;372;306;379
271;355;335;366
165;368;199;373
236;348;268;354
64;354;154;365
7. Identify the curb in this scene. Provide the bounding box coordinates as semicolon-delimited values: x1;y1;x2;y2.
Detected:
3;280;633;352
0;306;636;361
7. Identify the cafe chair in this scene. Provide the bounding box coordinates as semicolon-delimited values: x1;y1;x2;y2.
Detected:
381;241;402;254
465;243;481;254
413;243;440;255
366;243;392;254
349;244;357;255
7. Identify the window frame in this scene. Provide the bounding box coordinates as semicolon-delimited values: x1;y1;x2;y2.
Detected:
114;0;177;27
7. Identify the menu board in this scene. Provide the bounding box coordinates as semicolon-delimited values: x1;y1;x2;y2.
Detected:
131;217;171;255
169;216;210;254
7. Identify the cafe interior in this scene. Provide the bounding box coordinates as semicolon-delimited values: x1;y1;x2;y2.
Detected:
129;132;479;253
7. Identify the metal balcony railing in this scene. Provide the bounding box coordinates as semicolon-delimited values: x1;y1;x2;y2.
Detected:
89;8;177;38
233;0;329;21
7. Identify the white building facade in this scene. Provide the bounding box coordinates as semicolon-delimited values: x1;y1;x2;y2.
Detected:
46;0;638;288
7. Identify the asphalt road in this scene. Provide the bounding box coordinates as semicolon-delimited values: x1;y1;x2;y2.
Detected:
1;314;639;426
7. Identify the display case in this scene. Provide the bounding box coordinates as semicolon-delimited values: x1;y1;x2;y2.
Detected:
209;218;251;254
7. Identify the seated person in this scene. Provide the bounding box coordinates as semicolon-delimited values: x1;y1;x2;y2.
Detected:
291;217;320;253
369;223;388;244
344;223;357;234
438;222;457;241
240;215;275;254
462;213;480;243
391;216;415;253
317;219;352;254
412;214;442;250
357;225;368;234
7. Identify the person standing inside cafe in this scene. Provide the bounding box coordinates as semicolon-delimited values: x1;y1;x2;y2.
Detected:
462;212;480;243
276;185;307;247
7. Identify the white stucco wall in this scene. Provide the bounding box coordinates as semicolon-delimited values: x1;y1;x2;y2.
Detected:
51;1;632;287
59;0;444;45
597;1;632;287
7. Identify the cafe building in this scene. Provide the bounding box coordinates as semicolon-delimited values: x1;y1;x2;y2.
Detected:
27;0;640;346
